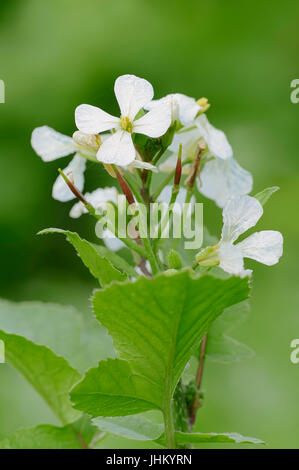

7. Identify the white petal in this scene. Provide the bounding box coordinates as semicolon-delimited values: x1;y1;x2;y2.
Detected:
69;187;118;218
52;153;86;202
97;130;136;166
145;93;200;126
237;230;283;266
218;242;246;276
199;157;253;208
114;74;153;120
145;95;179;123
221;195;263;243
175;93;201;125
87;187;118;207
158;185;173;204
69;200;87;218
103;230;125;251
168;127;201;159
128;160;158;172
133;103;171;138
75;104;120;134
31;126;76;162
159;153;178;172
196;114;233;160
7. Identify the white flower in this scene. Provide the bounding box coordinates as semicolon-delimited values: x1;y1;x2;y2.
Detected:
31;126;88;202
70;187;124;251
75;74;171;167
31;126;78;162
145;93;201;126
195;114;233;160
164;115;252;207
31;124;157;202
197;195;283;277
199;157;253;208
52;154;86;202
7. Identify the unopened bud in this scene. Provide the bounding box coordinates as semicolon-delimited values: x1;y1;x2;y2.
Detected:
197;97;210;113
195;244;219;267
168;249;182;270
174;143;182;186
114;167;135;205
73;131;101;153
185;142;206;188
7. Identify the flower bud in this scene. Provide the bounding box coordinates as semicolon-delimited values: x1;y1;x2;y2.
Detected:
195;244;219;267
174;143;182;186
168;249;182;270
72;131;101;153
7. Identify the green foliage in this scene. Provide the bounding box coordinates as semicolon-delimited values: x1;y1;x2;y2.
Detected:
38;228;128;286
172;431;264;446
71;270;250;419
0;299;114;374
0;417;97;449
0;329;81;424
93;413;164;441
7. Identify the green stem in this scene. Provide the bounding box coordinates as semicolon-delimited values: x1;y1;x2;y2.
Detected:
142;236;160;275
164;397;175;449
123;170;161;273
58;168;147;258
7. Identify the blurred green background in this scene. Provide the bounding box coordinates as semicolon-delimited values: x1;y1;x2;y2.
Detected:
0;0;298;449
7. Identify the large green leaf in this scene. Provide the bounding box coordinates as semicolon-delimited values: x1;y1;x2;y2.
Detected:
206;301;254;363
93;413;164;441
0;329;80;424
175;431;264;445
71;270;250;417
38;228;127;286
0;298;114;374
167;431;264;446
0;417;97;449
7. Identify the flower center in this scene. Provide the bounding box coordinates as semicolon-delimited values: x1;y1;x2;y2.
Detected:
120;116;133;133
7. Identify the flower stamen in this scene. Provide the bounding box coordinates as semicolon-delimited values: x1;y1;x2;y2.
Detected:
120;116;133;133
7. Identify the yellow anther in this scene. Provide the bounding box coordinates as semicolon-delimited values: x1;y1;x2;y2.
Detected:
197;97;210;113
120;116;133;133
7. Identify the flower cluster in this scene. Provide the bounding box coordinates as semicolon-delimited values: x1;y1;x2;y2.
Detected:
31;73;283;276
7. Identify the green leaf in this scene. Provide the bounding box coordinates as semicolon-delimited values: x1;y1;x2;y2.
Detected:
71;358;156;417
0;298;115;374
38;228;127;286
0;329;81;424
93;412;164;441
206;301;254;363
254;186;279;206
94;244;137;278
71;270;250;418
0;417;97;449
173;431;264;446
